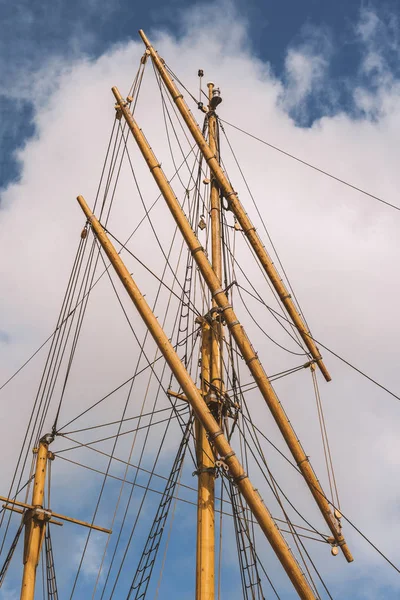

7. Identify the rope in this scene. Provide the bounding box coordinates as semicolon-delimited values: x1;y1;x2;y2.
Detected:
0;141;199;398
56;411;189;453
219;118;310;330
236;419;332;598
88;158;204;596
219;118;400;213
72;200;197;597
61;404;187;435
311;367;341;509
238;283;400;403
241;413;400;575
224;241;308;351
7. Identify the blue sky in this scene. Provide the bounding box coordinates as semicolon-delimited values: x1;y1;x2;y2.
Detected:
2;1;400;599
1;0;400;191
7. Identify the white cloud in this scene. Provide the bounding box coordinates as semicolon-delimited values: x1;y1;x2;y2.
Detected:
280;24;333;119
1;4;400;598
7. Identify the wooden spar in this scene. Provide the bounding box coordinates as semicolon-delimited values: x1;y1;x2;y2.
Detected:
20;439;49;600
137;28;331;384
196;321;215;600
0;497;112;534
77;194;317;599
110;88;353;562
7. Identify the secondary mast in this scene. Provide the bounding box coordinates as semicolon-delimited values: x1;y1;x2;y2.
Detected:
20;436;51;600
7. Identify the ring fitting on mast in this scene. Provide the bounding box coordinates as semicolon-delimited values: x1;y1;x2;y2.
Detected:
234;473;248;483
227;320;240;329
245;355;259;366
211;287;224;298
220;304;232;312
208;429;223;441
222;451;235;460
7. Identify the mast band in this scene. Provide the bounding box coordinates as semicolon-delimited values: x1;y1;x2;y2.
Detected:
227;320;240;329
211;288;224;298
245;355;258;366
208;429;223;441
234;473;248;483
193;467;216;476
191;246;204;256
223;451;235;460
149;163;161;172
221;304;232;312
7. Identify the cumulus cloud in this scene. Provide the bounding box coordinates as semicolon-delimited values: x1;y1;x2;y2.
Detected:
281;24;333;119
1;3;400;598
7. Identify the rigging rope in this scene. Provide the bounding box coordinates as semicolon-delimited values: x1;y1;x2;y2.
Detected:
235;419;332;598
61;404;188;435
0;141;199;398
228;479;267;600
218;118;400;213
219;117;310;331
311;366;341;510
56;411;190;453
44;527;59;600
126;419;192;600
238;283;400;402
241;413;400;575
71;201;198;598
55;329;198;433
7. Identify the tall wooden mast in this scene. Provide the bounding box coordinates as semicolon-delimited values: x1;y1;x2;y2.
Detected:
77;194;317;600
112;84;352;562
138;29;331;383
195;81;224;600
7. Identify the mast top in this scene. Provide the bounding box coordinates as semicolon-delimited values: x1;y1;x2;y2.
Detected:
139;29;151;48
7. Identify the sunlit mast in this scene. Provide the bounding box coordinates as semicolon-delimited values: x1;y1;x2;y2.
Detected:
137;29;352;564
194;80;224;600
0;29;357;600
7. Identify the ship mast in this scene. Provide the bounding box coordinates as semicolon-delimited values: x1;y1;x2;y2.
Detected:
195;81;224;600
76;194;318;599
20;437;51;600
0;34;358;598
134;31;353;563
